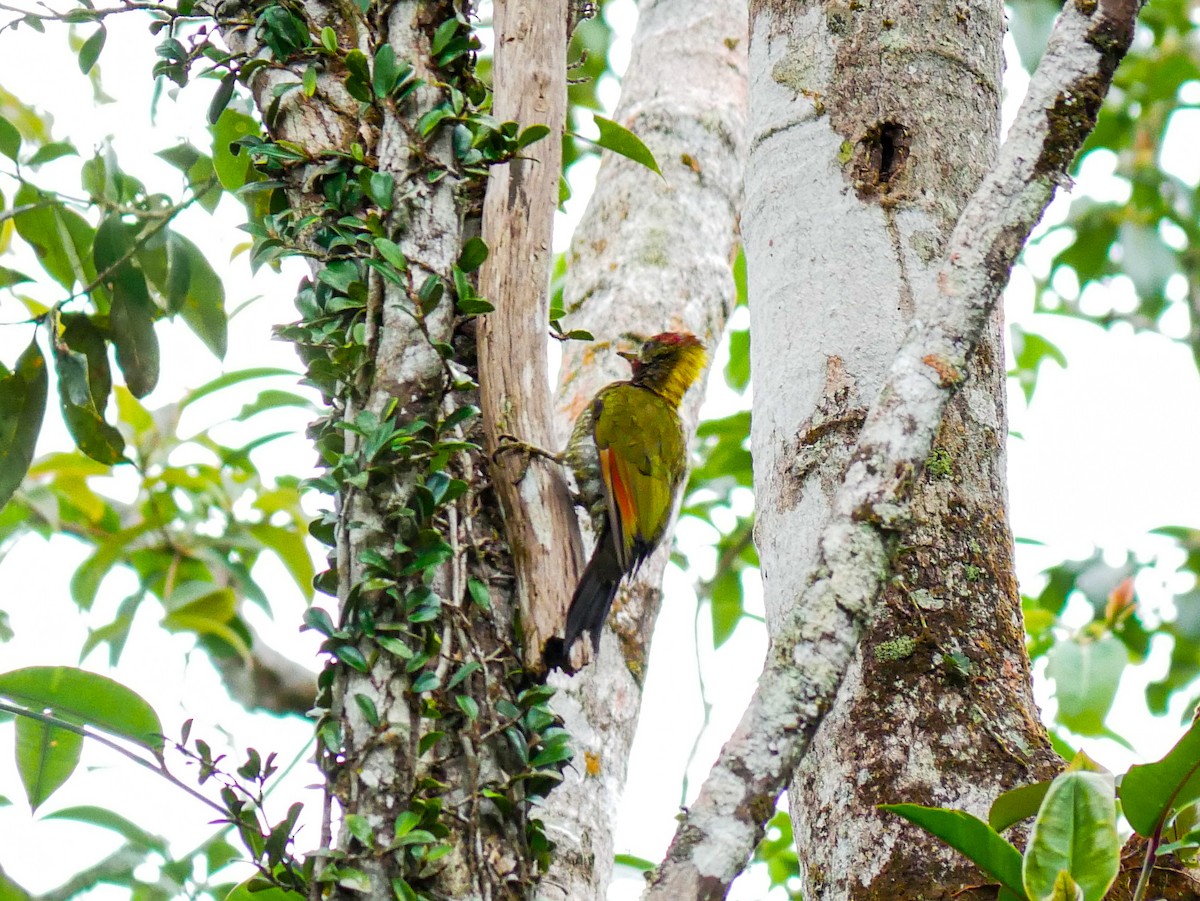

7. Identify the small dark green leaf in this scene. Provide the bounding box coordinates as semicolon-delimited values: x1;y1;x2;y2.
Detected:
0;115;20;161
0;337;48;510
591;115;661;175
53;341;125;465
373;44;398;98
411;671;439;693
208;71;237;125
456;695;478;720
108;272;159;398
373;237;407;272
354;693;380;728
517;124;550;149
77;26;106;74
333;645;369;672
467;578;490;610
457;237;488;273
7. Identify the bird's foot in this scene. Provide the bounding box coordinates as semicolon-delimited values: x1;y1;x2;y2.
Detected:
494;434;563;482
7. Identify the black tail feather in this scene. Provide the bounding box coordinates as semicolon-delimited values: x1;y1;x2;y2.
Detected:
544;528;623;672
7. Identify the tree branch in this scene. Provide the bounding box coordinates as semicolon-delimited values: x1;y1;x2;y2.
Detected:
644;0;1141;895
476;0;583;673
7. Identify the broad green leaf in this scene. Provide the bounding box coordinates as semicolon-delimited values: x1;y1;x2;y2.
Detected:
246;523;314;598
224;876;304;901
1023;769;1118;901
0;115;19;160
880;804;1025;896
210;109;261;193
0;337;48;510
1045;636;1125;737
162;582;237;638
591;115;661;175
47;805;165;850
13;185;94;290
108;277;159;398
167;233;227;358
15;715;82;810
59;314;112;410
990;780;1051;833
0;666;164;753
53;341;125;465
1121;717;1200;837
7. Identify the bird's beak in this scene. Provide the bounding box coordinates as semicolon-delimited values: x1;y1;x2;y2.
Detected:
617;350;638;363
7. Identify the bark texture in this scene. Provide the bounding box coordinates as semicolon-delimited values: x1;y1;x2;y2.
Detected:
478;0;585;673
645;0;1140;895
539;0;748;896
745;0;1058;895
225;2;546;896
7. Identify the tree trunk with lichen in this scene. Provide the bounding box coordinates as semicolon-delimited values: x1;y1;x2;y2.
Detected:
220;2;570;897
745;0;1059;896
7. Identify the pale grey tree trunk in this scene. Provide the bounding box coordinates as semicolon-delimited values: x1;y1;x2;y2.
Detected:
543;0;748;897
744;0;1060;895
645;0;1139;895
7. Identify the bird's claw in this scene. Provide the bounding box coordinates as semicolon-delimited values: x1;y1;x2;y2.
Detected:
493;434;562;483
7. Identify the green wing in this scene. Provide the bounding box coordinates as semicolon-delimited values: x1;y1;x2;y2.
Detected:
593;384;686;570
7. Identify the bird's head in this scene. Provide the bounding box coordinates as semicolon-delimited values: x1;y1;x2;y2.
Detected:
619;332;707;406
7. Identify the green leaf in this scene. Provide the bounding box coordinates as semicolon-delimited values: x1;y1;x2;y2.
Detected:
108;271;160;398
1045;637;1126;738
516;124;550;150
0;666;164;753
373;44;398;98
181;366;295;408
880;804;1025;896
208;72;237;124
303;65;317;97
15;715;82;811
990;780;1051;833
354;693;380;728
210;109;261;193
52;340;125;465
59;314;111;410
457;237;488;273
77;25;106;74
1023;769;1118;901
0;115;19;161
373;237;408;272
224;877;304;901
411;671;439;693
167;233;227;358
467;577;490;610
456;695;478;720
590;115;661;175
1121;717;1200;837
0;337;48;510
46;805;165;850
344;813;374;847
709;566;744;648
26;141;78;167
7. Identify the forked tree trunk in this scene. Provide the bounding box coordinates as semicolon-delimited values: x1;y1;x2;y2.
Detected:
745;0;1060;895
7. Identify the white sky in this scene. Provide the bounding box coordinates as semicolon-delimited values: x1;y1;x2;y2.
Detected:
0;2;1199;899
